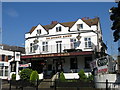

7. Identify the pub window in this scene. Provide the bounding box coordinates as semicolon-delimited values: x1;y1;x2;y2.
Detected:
56;26;62;32
85;57;92;69
70;39;77;49
37;29;41;34
77;24;83;30
84;37;92;48
42;42;48;52
70;58;78;69
30;43;35;53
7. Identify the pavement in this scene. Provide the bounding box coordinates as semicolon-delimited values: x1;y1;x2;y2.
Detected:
1;79;55;90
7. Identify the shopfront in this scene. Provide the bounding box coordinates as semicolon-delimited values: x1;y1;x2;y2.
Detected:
21;51;94;78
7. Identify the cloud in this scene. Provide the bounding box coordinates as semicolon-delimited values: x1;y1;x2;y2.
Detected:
5;8;19;18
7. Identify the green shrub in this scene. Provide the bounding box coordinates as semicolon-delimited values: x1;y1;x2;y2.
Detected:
78;69;87;82
59;72;66;82
87;74;93;82
11;74;16;80
19;68;33;81
30;71;39;82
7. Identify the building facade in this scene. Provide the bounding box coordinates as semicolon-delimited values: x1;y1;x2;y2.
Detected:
21;17;107;77
0;44;24;80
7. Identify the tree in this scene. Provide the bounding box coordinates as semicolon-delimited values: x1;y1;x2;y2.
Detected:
78;69;87;82
19;68;33;81
110;1;120;42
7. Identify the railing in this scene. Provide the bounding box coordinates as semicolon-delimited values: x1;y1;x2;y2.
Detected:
26;42;95;55
0;78;2;90
2;79;120;90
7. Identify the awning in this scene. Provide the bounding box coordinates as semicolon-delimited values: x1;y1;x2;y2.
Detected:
21;51;93;59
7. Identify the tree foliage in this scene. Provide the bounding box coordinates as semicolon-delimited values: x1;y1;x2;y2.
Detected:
30;71;39;85
110;1;120;42
19;68;33;81
78;69;87;82
30;71;39;81
59;72;66;82
11;73;16;80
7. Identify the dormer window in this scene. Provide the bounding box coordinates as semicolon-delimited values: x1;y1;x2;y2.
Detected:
37;29;41;34
77;24;83;30
56;26;61;32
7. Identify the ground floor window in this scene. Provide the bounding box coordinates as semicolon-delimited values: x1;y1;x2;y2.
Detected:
84;57;92;69
0;66;8;76
70;58;78;69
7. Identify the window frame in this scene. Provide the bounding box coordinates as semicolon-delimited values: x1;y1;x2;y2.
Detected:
42;41;48;52
77;24;83;30
56;26;62;32
84;37;92;49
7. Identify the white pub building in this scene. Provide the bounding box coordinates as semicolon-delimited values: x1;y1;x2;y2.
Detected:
21;17;107;77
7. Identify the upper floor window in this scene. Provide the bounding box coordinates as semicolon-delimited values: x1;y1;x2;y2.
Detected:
42;42;48;52
56;26;61;32
70;39;77;49
37;29;41;34
30;43;38;53
77;24;83;30
30;43;35;53
84;37;92;48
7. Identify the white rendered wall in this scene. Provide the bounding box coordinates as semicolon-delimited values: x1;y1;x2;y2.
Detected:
94;74;120;89
25;18;102;55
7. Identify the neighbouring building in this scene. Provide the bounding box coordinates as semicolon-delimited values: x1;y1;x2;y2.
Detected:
21;17;107;78
0;44;24;80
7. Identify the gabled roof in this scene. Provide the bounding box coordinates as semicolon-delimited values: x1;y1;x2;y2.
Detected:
82;17;99;26
29;26;37;34
0;44;25;54
28;17;99;34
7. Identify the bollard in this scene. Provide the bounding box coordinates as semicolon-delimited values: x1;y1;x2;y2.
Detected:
106;79;108;90
0;78;2;90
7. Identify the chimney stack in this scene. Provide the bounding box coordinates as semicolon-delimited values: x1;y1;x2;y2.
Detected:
51;21;58;25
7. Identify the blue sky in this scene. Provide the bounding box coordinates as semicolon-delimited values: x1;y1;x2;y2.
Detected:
2;2;118;57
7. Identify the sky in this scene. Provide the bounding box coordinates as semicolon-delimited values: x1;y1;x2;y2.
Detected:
1;2;118;57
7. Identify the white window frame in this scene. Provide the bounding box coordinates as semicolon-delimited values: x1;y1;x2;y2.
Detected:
70;38;76;49
30;43;35;53
77;24;83;30
42;41;48;52
84;37;92;48
37;29;41;34
56;26;62;32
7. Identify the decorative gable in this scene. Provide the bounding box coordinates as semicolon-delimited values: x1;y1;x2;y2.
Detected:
49;23;69;35
29;24;48;37
70;19;91;32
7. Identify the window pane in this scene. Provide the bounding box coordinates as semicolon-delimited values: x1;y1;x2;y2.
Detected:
88;38;91;40
42;42;45;45
84;38;87;41
88;41;92;47
85;42;87;47
59;26;61;31
70;39;73;42
80;24;83;29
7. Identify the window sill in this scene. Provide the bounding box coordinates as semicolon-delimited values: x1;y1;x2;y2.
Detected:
84;48;92;49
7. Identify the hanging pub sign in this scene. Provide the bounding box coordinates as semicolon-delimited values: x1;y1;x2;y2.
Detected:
14;52;20;61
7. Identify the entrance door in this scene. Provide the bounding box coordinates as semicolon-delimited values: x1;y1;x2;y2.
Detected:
56;41;62;53
31;60;44;74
